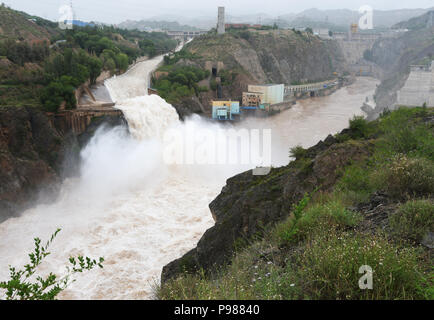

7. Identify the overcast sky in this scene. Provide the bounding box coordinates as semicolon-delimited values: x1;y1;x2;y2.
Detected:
3;0;434;24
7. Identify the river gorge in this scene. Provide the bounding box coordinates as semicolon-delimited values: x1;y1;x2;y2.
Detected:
0;55;379;299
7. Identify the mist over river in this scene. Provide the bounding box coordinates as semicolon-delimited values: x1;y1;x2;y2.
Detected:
0;54;378;299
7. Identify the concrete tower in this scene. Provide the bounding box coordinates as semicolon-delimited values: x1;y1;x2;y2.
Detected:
428;11;433;28
217;7;225;34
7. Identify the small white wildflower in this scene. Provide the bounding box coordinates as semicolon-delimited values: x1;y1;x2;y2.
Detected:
290;283;295;287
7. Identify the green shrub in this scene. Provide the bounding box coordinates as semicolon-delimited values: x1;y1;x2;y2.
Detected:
373;154;434;198
377;107;434;160
349;115;370;139
275;198;360;246
289;145;307;160
389;199;434;242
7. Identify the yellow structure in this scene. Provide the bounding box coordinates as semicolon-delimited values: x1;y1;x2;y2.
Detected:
212;100;237;107
351;23;358;34
242;92;264;107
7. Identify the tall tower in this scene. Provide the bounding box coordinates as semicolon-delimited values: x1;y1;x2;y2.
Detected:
217;7;225;34
427;11;433;28
70;0;76;23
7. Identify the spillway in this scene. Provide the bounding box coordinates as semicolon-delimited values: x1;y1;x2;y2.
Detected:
0;52;378;299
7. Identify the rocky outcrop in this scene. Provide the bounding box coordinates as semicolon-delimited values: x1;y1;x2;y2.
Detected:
171;96;205;120
161;133;373;282
0;107;64;220
0;106;127;221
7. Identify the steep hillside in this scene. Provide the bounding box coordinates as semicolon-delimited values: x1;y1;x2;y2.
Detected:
153;29;346;115
159;107;434;300
393;10;434;30
0;7;177;109
0;5;59;41
185;30;345;85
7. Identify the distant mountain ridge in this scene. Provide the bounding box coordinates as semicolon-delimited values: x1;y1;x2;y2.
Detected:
393;10;434;30
118;20;202;32
118;7;434;31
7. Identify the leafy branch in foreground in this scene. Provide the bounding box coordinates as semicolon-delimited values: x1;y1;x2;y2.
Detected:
0;228;104;300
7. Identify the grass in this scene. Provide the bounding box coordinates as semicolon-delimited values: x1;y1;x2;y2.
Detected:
291;231;429;300
273;197;360;247
373;154;434;199
156;107;434;300
389;199;434;243
157;218;431;300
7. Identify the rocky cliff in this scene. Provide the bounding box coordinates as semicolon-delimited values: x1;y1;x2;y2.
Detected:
187;30;346;84
0;106;126;221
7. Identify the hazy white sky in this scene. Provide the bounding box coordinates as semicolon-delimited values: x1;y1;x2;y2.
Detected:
3;0;434;23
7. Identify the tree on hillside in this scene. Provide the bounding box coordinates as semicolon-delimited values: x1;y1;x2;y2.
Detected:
40;76;76;112
115;53;128;72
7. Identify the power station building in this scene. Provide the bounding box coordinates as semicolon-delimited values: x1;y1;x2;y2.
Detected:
211;100;240;120
245;84;284;105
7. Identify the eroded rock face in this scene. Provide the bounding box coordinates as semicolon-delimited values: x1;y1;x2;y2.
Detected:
0;107;64;220
171;97;204;120
161;134;373;283
0;107;127;221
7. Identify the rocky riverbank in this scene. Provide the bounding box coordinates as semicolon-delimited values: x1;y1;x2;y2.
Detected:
160;107;434;300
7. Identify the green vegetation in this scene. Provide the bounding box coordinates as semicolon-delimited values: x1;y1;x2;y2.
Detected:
157;107;434;300
0;5;177;110
39;76;76;112
348;115;371;139
390;199;434;242
152;49;211;103
163;49;200;66
289;145;307;160
0;39;49;65
0;229;104;300
152;65;210;103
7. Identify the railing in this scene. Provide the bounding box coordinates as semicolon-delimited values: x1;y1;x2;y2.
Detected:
285;79;338;94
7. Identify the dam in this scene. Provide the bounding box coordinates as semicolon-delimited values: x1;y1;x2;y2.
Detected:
397;62;434;107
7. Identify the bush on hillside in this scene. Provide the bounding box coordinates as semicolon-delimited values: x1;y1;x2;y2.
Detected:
389;199;434;242
373;154;434;198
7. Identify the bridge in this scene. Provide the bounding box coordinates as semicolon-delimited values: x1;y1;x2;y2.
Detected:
285;79;339;96
166;30;208;40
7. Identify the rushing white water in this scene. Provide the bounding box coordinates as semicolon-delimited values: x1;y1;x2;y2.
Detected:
0;50;378;299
